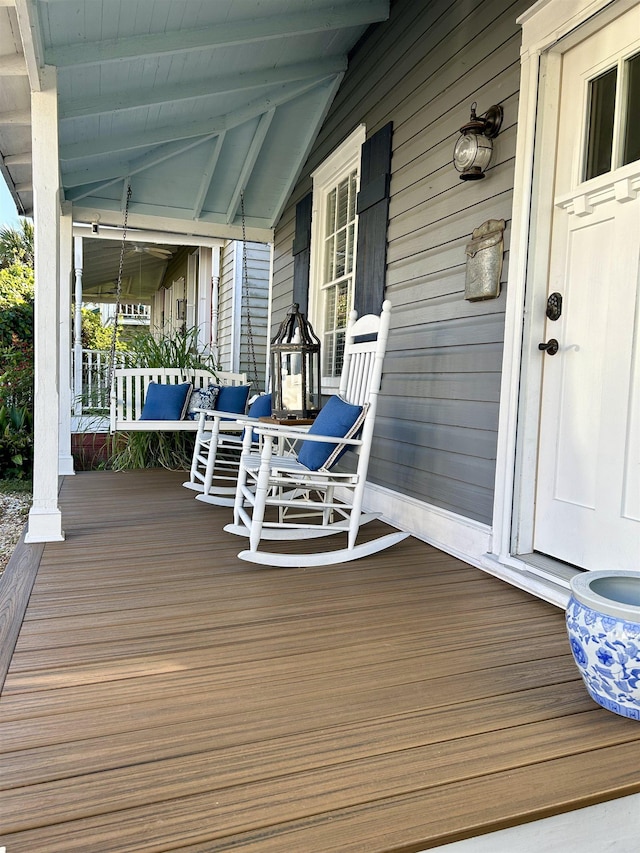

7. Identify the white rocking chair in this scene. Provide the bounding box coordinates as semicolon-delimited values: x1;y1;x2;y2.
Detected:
224;300;410;567
183;392;272;507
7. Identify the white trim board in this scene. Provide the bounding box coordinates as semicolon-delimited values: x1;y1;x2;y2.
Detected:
363;483;491;570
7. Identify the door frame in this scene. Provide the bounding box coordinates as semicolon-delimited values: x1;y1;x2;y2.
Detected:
489;0;639;601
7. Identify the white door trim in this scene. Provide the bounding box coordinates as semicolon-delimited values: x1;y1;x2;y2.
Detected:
491;0;639;574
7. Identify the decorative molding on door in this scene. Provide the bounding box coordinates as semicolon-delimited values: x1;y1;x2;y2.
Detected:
556;163;640;215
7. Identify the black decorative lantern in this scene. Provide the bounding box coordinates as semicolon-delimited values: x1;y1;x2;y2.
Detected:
270;303;321;420
453;103;503;180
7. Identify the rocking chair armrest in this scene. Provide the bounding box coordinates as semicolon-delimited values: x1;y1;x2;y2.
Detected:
199;409;259;423
256;426;362;447
251;423;314;439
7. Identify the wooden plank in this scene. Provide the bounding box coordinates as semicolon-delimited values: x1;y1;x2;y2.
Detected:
0;529;44;692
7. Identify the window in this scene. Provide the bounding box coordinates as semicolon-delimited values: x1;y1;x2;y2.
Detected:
584;50;640;181
310;126;366;382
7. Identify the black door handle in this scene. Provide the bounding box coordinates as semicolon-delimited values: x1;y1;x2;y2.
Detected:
538;338;559;356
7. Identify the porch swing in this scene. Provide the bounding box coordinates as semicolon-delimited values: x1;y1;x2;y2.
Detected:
183;191;273;502
108;184;248;434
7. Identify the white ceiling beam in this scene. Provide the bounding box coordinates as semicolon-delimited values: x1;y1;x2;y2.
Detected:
14;0;45;91
45;2;389;67
59;78;323;162
59;57;347;120
72;202;273;244
226;108;276;225
193;132;226;220
72;224;225;250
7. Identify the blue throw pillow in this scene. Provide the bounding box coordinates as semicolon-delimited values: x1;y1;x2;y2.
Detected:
186;385;220;420
140;382;192;420
247;393;272;419
213;384;251;414
297;395;365;471
247;393;272;441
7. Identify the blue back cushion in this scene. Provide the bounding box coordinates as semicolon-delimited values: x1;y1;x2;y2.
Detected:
213;384;251;414
247;393;272;419
140;382;192;420
297;395;364;471
247;393;272;441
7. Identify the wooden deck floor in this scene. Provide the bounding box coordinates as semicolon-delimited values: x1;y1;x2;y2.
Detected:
1;469;640;852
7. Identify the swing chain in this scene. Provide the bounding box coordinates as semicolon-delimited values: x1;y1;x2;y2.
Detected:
240;190;260;390
108;183;132;393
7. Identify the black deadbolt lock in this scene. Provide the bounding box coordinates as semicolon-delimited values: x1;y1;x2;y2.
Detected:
546;292;563;321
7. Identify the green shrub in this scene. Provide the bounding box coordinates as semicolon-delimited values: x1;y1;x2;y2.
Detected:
126;326;218;372
109;431;195;471
0;404;33;479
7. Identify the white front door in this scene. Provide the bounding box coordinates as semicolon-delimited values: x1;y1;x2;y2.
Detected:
533;7;640;572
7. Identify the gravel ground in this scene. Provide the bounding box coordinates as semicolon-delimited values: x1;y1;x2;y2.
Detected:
0;491;32;575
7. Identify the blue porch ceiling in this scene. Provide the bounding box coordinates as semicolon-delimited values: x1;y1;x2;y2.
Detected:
2;0;389;240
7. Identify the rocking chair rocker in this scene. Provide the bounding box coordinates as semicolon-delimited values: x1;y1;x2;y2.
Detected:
224;300;409;566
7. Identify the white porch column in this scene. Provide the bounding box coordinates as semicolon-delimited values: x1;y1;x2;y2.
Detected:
58;207;75;476
26;65;64;543
73;236;83;417
197;245;214;355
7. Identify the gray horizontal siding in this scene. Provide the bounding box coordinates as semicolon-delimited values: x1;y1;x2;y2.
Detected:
272;0;531;525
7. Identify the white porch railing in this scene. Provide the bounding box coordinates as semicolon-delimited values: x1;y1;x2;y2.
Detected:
74;349;131;416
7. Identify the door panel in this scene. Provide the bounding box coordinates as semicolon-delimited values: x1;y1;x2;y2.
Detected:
533;7;640;571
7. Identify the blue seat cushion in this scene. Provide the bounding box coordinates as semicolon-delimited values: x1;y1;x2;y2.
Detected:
213;384;251;415
140;382;192;420
297;395;365;471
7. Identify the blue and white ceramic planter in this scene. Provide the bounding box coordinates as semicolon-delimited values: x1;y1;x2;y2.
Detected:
566;571;640;720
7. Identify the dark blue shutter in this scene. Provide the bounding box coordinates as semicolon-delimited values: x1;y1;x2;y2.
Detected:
292;192;313;316
354;122;393;318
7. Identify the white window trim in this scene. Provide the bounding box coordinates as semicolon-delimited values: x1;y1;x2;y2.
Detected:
309;124;366;387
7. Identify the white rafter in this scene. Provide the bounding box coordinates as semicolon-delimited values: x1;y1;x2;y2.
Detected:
59;78;327;163
193;133;227;220
59;58;347;120
226;108;276;225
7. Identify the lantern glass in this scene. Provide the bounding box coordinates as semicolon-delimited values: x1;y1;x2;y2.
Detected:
453;132;493;179
270;304;321;420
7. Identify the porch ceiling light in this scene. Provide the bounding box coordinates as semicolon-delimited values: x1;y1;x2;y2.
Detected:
453;103;503;181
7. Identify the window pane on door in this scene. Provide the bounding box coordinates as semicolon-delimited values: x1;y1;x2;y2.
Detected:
622;52;640;166
584;67;617;181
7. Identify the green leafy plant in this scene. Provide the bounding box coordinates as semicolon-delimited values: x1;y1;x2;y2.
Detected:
0;404;33;479
109;430;195;471
80;306;127;352
125;325;218;372
0;263;34;348
0;219;34;269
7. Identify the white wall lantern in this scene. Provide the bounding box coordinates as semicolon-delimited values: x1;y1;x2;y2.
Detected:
453;103;503;181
